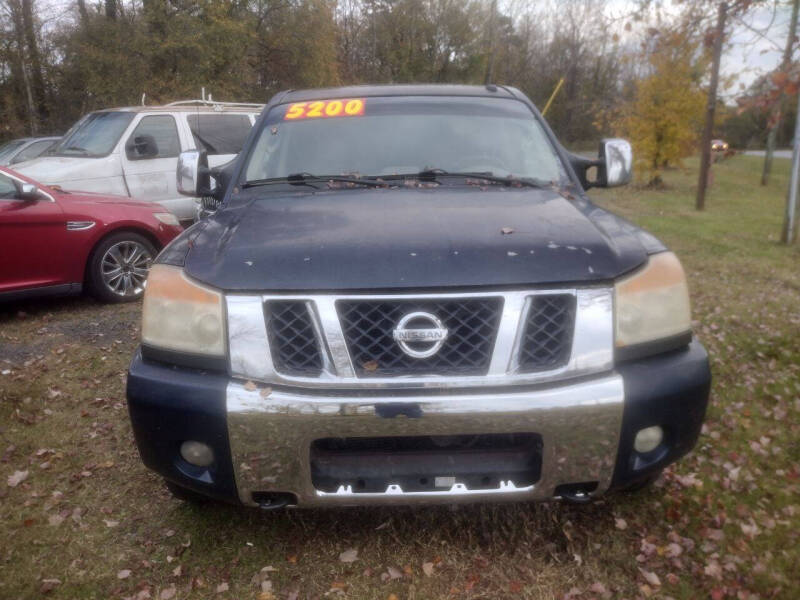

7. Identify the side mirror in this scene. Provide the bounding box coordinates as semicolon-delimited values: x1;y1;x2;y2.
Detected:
598;138;632;187
17;182;42;201
568;138;633;189
177;150;211;197
126;134;159;159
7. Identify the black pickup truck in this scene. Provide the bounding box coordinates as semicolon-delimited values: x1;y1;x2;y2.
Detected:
126;85;710;509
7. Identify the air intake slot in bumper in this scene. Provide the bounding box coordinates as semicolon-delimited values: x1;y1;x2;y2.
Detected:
310;433;543;493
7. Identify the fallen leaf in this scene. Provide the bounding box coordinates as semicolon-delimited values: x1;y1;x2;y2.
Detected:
386;566;403;580
259;387;272;398
362;360;379;372
638;568;661;587
172;565;182;577
244;380;257;391
615;518;627;530
40;579;61;593
422;562;434;576
117;569;132;579
339;548;358;563
104;519;119;528
704;560;723;579
589;582;609;598
387;594;399;600
501;227;515;234
160;586;176;600
48;514;65;527
7;470;28;487
216;582;229;593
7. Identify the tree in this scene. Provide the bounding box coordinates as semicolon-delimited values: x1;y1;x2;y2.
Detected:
761;0;799;186
696;1;727;211
614;28;706;186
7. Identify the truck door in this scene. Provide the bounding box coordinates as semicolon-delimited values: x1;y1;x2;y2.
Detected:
121;114;187;217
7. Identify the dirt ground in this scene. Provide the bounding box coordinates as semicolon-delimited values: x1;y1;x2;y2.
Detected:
1;155;799;599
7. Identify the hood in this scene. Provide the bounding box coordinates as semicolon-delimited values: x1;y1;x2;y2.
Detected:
182;187;651;292
14;154;121;184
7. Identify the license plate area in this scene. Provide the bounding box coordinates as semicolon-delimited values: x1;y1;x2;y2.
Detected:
310;433;542;493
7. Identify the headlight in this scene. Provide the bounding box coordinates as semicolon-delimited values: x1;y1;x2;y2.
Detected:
154;212;180;226
141;264;225;356
615;252;691;347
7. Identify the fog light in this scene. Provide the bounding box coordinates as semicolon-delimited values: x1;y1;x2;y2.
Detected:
633;426;663;453
180;441;214;467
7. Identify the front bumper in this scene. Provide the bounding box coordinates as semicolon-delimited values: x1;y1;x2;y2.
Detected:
126;341;710;507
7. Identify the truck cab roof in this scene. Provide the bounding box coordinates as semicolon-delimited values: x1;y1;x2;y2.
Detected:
274;84;520;105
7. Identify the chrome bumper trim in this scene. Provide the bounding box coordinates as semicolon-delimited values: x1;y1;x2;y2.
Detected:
226;288;613;390
316;480;534;499
227;373;624;507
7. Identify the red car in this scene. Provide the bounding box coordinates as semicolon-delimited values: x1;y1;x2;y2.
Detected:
0;166;183;303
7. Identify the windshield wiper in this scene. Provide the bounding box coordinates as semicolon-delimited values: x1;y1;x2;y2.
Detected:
243;173;389;189
61;146;91;156
375;170;548;188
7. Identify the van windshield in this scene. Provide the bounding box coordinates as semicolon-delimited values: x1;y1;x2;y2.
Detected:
0;139;28;161
243;96;565;184
52;112;135;158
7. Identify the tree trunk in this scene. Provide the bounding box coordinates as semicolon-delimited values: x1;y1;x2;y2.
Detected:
77;0;88;24
696;1;727;211
781;90;800;244
21;0;48;125
484;0;496;85
761;0;799;186
8;0;38;134
105;0;117;20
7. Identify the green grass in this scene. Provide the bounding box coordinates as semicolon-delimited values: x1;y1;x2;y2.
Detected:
1;155;799;599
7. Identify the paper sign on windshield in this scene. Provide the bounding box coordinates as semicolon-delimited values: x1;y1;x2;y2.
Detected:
284;99;365;120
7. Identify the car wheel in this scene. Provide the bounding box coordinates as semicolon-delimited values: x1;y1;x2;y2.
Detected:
164;479;210;504
88;232;157;303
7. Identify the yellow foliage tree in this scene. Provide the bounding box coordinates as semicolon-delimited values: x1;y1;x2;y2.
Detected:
616;29;706;186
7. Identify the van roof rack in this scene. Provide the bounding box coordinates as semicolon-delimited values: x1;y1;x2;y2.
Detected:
166;99;265;109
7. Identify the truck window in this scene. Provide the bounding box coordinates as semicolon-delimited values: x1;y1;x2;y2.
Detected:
244;97;564;184
52;112;135;157
187;114;252;156
126;115;180;160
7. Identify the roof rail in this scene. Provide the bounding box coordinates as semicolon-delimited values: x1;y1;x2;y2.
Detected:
166;99;265;109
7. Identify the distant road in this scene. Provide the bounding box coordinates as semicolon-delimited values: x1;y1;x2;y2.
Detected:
744;149;792;159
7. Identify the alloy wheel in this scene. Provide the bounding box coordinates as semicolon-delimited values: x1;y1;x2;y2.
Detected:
100;240;153;297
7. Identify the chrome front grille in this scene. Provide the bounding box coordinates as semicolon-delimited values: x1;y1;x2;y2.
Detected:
337;298;502;377
225;288;614;390
264;301;324;376
518;294;576;372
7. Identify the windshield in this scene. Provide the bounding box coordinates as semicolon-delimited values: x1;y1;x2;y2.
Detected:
0;140;28;161
243;97;564;183
52;112;135;157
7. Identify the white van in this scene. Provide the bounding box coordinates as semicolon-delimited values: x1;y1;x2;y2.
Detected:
15;100;263;222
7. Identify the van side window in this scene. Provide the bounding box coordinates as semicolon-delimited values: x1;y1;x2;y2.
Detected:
187;114;252;156
126;115;180;160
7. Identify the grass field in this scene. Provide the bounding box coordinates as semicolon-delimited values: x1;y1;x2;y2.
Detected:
1;155;798;600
